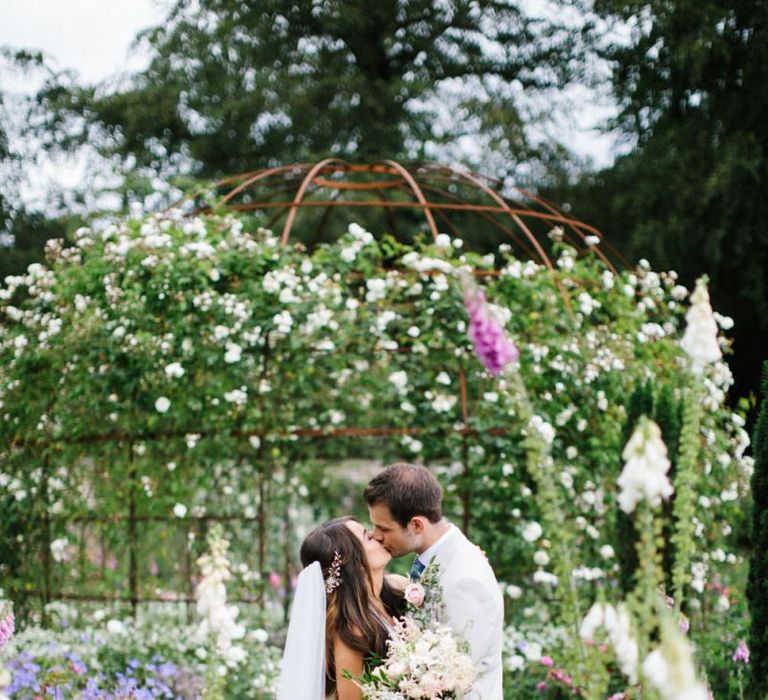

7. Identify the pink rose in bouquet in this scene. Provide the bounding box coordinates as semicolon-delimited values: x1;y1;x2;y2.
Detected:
404;582;425;607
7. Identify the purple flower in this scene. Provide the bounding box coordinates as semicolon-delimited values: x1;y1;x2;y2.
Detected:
0;608;14;648
733;641;750;664
464;287;519;375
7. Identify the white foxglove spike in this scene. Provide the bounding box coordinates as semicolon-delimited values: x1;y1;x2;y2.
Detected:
680;276;722;374
618;418;674;513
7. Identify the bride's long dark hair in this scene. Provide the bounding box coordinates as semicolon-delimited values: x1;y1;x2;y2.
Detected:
300;516;404;694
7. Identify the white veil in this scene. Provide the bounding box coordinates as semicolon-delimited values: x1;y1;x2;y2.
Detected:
276;561;327;700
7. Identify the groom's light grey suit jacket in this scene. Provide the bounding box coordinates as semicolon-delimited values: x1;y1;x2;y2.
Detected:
431;528;504;700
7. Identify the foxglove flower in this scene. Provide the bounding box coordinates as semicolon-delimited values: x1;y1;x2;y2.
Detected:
464;284;519;375
732;641;750;664
680;277;722;374
195;526;246;666
642;621;709;700
580;603;639;683
618;418;674;513
0;604;14;649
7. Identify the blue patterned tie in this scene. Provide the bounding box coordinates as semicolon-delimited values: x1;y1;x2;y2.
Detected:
409;557;426;581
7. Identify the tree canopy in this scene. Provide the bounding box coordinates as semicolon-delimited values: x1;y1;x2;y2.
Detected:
554;0;768;398
30;0;588;186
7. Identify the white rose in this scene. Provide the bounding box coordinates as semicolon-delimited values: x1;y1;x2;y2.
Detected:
600;545;615;560
155;396;171;413
388;370;408;392
435;233;451;248
165;362;185;378
533;550;550;566
106;619;126;635
224;342;242;364
522;522;543;542
50;537;69;562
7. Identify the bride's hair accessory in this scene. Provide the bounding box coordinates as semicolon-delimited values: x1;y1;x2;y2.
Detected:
324;550;343;594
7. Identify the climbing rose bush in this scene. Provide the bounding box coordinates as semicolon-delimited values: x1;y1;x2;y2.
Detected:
0;211;751;698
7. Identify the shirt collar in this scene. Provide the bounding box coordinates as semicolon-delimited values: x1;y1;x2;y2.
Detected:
418;522;457;567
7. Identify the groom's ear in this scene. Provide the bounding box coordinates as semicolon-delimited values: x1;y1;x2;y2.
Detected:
408;516;428;534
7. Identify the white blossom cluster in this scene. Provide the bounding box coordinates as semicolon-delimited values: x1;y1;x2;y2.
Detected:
617;418;674;513
642;620;710;700
0;601;280;694
194;526;246;668
359;617;475;699
580;602;640;683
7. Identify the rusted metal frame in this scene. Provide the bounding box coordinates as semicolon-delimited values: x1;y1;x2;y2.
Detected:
312;177;405;191
458;368;472;536
441;168;575;315
256;338;272;607
19;589;264;605
12;423;517;450
517;187;603;238
417;169;503;194
258;181;343;233
417;183;540;261
378;159;439;241
280;158;352;245
374;187;401;238
164;164;296;214
423;164;604;251
127;442;139;617
183;518;194;623
430;204;463;241
63;513;260;524
509;211;575;316
310;188;342;245
445;170;554;270
217;164;311;208
222;198;594;227
516;186;629;268
516;186;618;273
282;457;295;624
40;451;52;626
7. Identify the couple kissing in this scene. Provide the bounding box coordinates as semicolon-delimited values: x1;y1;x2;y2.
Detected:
277;462;504;700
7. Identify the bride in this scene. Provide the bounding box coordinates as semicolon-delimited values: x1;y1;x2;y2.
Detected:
277;516;406;700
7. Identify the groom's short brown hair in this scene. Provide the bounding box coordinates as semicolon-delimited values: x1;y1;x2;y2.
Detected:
364;462;442;527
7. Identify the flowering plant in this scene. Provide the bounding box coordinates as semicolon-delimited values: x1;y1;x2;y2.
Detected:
356;617;475;699
0;602;13;650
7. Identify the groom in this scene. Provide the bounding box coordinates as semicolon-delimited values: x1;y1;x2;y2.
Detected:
365;463;504;699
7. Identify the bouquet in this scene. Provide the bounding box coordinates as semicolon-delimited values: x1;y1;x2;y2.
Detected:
353;562;475;699
358;616;475;699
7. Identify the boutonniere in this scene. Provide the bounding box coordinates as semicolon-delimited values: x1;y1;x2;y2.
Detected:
405;561;444;628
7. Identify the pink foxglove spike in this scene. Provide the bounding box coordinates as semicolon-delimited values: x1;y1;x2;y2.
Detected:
463;279;519;376
0;605;14;649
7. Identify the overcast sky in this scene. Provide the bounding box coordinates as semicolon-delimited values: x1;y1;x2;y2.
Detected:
0;0;164;87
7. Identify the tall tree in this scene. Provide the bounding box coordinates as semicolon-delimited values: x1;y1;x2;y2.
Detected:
30;0;589;188
1;49;71;277
556;0;768;399
748;362;768;696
